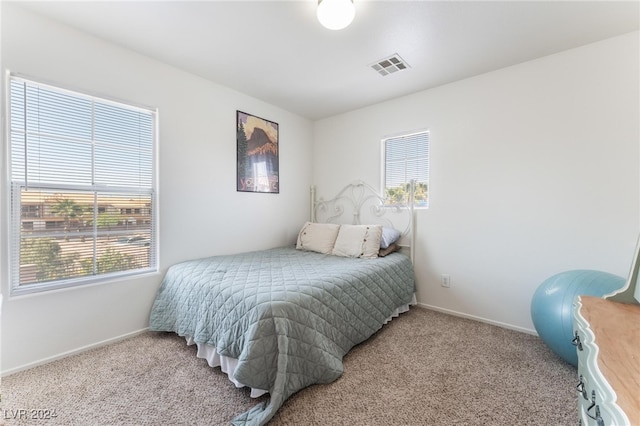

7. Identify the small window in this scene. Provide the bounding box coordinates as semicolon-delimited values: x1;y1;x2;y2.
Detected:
8;75;157;295
382;130;429;208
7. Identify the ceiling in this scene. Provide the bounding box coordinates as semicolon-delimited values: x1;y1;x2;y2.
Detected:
12;0;640;121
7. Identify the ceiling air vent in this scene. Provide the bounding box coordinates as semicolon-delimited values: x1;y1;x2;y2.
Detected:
370;54;410;76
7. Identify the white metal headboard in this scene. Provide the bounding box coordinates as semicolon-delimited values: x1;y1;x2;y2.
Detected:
310;180;416;264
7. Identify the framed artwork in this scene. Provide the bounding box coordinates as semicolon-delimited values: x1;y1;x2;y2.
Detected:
236;110;279;193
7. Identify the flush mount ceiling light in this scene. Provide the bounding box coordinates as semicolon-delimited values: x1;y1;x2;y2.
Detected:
317;0;355;31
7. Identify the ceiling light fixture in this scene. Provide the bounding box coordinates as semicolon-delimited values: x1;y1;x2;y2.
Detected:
317;0;355;31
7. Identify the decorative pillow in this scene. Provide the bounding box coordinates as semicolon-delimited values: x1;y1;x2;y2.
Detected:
296;222;340;254
332;224;383;259
380;227;402;249
378;242;401;257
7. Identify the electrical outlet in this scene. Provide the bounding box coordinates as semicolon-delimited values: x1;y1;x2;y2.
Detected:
441;274;451;288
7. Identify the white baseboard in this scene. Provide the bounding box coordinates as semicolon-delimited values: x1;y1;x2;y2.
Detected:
2;307;537;377
415;303;538;336
1;328;149;377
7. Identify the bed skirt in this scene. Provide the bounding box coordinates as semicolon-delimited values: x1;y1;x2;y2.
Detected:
185;293;417;398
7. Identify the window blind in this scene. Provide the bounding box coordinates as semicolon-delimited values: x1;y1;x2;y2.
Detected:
9;75;157;294
383;131;429;207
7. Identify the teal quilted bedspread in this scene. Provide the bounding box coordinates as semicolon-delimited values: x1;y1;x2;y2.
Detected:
149;247;415;425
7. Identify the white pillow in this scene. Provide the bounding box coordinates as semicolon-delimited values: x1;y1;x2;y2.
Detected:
380;227;402;249
332;224;383;259
296;222;340;254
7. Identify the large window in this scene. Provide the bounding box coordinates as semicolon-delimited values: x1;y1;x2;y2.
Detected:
383;130;429;208
8;75;157;295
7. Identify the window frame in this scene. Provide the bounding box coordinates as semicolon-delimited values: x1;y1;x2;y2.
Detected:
6;73;159;296
381;129;430;209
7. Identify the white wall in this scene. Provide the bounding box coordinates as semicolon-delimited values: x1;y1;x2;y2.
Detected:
0;4;313;374
313;32;640;333
1;5;637;375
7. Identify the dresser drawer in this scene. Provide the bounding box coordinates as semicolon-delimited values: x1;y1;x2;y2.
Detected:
573;296;638;426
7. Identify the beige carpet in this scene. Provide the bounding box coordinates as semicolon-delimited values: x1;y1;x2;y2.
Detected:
1;307;578;425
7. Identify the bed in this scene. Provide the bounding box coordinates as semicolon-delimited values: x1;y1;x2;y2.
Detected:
149;181;417;425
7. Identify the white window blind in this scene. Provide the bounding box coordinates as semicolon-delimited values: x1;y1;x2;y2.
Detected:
9;75;157;294
383;131;429;207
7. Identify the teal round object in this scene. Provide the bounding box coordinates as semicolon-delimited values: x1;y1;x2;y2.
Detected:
530;270;625;366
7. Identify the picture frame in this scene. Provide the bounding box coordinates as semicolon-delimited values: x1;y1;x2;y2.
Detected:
236;110;279;194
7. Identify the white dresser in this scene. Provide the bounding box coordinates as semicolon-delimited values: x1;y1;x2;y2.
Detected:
573;295;639;425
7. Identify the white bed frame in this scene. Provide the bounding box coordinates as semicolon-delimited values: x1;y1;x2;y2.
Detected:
310;180;416;264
